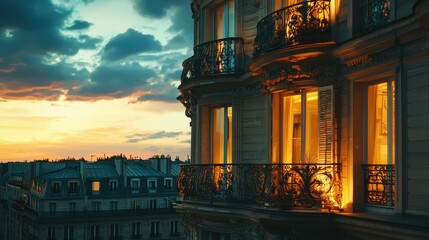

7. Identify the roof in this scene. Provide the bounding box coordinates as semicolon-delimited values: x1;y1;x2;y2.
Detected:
40;167;81;179
126;161;165;177
170;162;181;176
86;162;119;179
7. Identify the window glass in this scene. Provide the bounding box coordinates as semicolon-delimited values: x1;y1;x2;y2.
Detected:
92;181;100;192
274;87;333;163
367;82;395;164
211;106;232;164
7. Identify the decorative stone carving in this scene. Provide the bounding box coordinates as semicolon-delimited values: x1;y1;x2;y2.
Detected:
261;61;337;93
345;48;399;72
191;0;200;20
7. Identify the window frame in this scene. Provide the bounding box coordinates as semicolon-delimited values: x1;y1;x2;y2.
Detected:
52;181;61;194
68;181;79;194
147;178;157;192
164;178;173;191
130;178;140;193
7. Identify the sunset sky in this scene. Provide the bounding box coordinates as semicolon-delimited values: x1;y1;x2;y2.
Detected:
0;0;193;162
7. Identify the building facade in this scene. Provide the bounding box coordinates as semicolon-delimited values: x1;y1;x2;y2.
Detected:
177;0;429;239
2;155;186;240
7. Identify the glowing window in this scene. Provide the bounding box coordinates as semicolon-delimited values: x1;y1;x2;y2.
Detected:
92;181;100;193
211;106;233;164
273;87;333;163
367;81;395;164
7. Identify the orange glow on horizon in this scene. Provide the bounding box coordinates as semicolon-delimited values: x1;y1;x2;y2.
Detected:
0;99;191;162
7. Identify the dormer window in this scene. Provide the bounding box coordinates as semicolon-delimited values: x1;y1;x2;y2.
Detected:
164;178;173;191
92;181;100;194
68;181;79;194
109;180;118;192
147;179;157;192
52;182;60;194
131;179;140;193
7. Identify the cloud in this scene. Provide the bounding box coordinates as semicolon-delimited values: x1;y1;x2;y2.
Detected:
134;82;179;103
126;130;182;143
132;0;193;50
132;0;181;18
1;88;65;101
101;29;162;61
66;63;157;100
78;34;102;49
0;56;89;91
66;20;92;30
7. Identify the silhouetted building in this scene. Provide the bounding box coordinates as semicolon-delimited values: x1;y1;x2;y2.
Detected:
1;155;186;240
177;0;429;239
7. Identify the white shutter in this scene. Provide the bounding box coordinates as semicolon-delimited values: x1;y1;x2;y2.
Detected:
318;85;334;163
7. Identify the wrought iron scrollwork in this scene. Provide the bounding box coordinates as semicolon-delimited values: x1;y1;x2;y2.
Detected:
177;163;341;209
254;0;331;57
181;38;245;82
363;164;395;207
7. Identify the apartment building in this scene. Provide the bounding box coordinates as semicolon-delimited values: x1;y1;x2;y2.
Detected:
177;0;429;239
1;155;186;240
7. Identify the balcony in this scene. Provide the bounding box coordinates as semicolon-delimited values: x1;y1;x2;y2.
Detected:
177;163;341;209
253;0;331;58
363;164;395;208
181;37;245;82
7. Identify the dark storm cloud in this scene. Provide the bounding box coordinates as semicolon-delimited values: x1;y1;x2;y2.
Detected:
0;56;89;90
78;35;102;49
101;29;162;61
126;130;182;143
132;0;193;50
0;0;102;100
66;63;157;100
66;20;93;31
132;0;180;18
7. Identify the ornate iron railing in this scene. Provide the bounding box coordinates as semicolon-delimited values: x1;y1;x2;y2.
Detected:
362;0;390;33
254;0;331;57
181;37;245;82
363;164;395;207
177;163;341;209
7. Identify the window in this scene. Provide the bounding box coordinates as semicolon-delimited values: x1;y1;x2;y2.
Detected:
272;87;333;163
131;179;140;192
133;199;140;209
109;180;118;192
110;201;118;213
362;0;391;32
52;182;60;194
364;81;396;208
110;223;120;238
69;202;76;216
90;225;100;239
68;181;78;194
48;226;55;240
92;201;101;212
64;225;74;240
131;222;141;237
170;220;179;236
274;0;300;10
49;202;56;216
164;178;173;191
211;106;233;164
149;199;157;211
150;221;160;238
147;179;157;192
92;181;100;194
212;0;235;39
367;82;395;165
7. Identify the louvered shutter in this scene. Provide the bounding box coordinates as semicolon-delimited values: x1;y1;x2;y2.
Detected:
318;85;334;163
